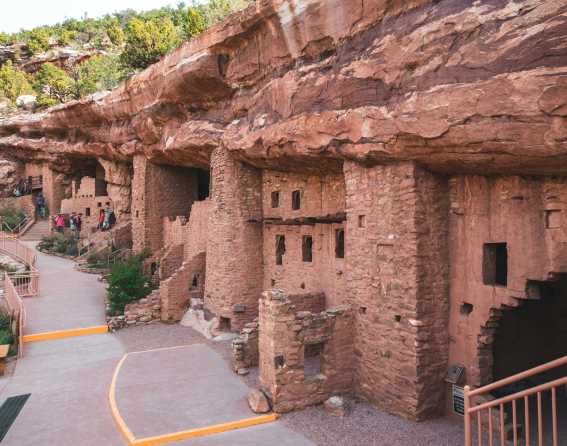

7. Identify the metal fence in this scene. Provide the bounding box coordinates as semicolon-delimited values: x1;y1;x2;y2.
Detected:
464;356;567;446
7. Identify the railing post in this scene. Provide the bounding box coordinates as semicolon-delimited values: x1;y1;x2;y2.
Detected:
464;385;472;446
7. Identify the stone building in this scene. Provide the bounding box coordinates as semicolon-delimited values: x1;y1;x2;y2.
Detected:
0;0;565;424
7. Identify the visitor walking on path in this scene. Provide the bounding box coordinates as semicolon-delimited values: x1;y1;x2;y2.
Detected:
54;214;65;233
35;192;46;218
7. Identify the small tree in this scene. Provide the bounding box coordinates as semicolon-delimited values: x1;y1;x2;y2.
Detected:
0;61;33;104
120;17;181;70
73;55;125;98
183;6;206;39
33;62;74;106
106;257;152;315
26;28;50;55
105;19;125;46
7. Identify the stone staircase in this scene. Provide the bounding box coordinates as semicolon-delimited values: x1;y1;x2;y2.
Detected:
19;220;50;241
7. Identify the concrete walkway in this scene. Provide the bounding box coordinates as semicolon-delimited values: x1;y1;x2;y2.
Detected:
23;244;107;334
0;245;315;446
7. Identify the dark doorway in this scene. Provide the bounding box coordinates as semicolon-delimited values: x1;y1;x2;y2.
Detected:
491;277;567;444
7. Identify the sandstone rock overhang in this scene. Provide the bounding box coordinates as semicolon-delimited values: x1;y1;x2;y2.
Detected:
0;0;566;175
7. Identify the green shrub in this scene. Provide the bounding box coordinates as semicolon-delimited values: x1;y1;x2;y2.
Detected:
26;28;50;55
38;233;78;256
33;62;74;105
0;207;25;232
0;312;10;331
0;329;13;346
106;257;152;315
120;17;181;70
73;55;126;98
0;61;33;104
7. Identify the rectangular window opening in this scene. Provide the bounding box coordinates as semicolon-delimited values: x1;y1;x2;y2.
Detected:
483;242;507;287
335;228;345;259
302;235;313;262
271;191;280;208
304;342;324;378
85;208;91;217
219;317;231;332
275;235;286;265
545;210;561;229
292;190;301;210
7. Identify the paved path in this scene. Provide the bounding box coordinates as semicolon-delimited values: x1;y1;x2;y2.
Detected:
23;244;107;334
0;245;315;446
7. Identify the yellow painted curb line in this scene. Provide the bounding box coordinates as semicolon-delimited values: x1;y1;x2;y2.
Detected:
109;349;278;446
109;354;136;444
23;325;108;343
132;414;279;446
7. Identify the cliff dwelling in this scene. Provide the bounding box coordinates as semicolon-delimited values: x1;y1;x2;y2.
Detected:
0;0;566;444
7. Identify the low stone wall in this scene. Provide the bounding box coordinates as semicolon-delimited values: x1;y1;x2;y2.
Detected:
232;319;259;372
258;289;354;413
107;290;161;330
231;292;325;372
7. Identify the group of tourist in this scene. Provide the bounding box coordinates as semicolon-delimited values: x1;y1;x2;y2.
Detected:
53;212;82;235
98;206;116;231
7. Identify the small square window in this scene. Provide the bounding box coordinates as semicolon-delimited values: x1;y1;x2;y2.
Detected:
97;202;102;207
483;243;507;287
546;210;561;229
271;191;280;208
276;235;286;265
302;235;313;262
335;229;345;259
292;190;301;210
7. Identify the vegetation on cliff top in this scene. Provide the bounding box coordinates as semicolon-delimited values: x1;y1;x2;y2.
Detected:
0;0;250;112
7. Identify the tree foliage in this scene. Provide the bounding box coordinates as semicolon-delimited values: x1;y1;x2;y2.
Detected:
0;61;33;103
106;256;152;315
33;63;74;106
0;0;253;110
73;55;126;98
26;28;50;55
120;17;181;70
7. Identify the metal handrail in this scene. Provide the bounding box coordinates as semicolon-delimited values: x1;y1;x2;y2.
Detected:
0;231;39;297
464;355;567;446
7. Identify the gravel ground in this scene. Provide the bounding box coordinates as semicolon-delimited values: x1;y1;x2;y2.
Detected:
113;323;465;446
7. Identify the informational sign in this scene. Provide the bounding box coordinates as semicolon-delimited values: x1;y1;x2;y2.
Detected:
453;384;465;416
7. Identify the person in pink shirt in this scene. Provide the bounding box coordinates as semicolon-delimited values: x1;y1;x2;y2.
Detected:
54;214;65;233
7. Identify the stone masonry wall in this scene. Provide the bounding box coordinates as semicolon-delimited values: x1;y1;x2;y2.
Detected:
42;164;68;215
159;200;210;321
262;171;346;307
232;292;325;372
132;155;199;253
344;161;450;421
448;176;567;387
204;147;263;331
259;289;354;413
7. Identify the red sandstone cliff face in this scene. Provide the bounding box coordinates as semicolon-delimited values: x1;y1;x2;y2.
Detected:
0;0;566;174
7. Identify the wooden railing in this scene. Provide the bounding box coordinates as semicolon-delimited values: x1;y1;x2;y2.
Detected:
464;356;567;446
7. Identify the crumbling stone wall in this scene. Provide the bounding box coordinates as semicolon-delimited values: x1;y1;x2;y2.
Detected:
205;147;263;331
132;155;199;253
160;252;206;321
232;292;325;372
159;200;210;321
344;161;450;421
163;216;188;247
259;289;354;413
262;170;346;307
448;175;567;387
